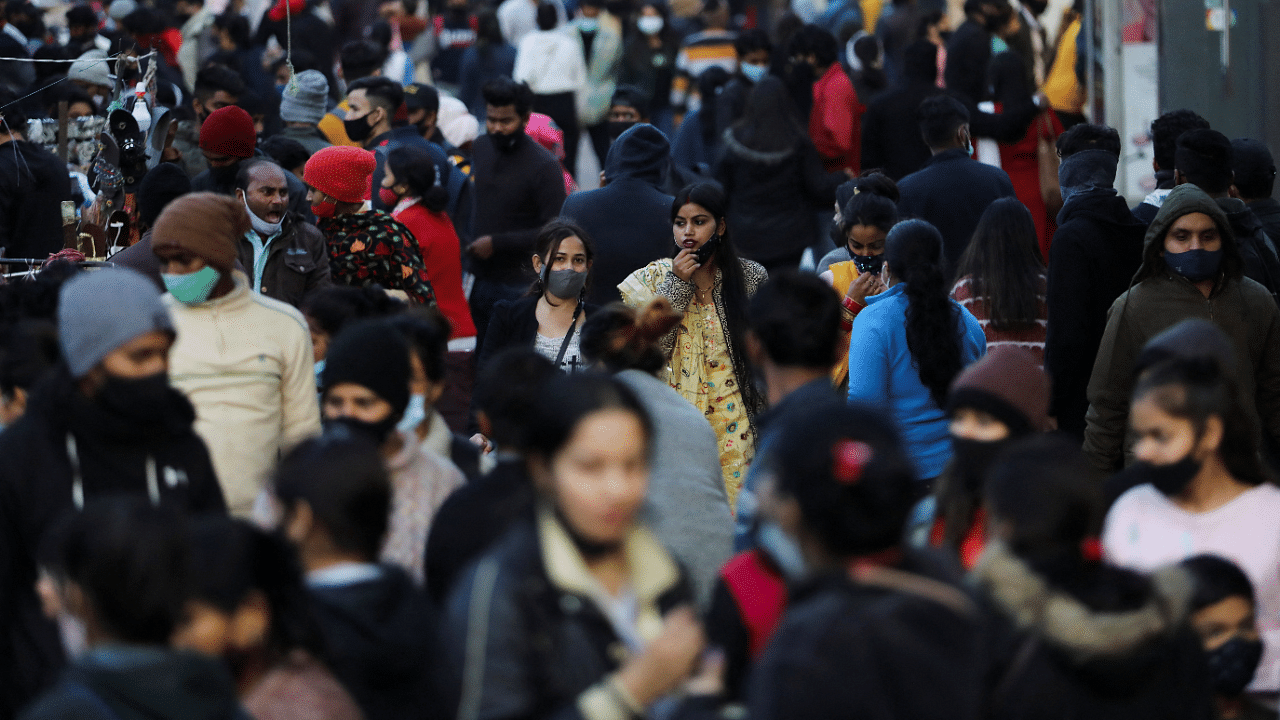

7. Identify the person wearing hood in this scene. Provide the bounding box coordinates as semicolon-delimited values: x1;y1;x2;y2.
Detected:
1174;129;1280;303
20;499;249;720
971;435;1216;720
191;105;314;219
1103;353;1280;693
320;319;466;584
1180;555;1275;720
302;145;437;307
0;268;227;718
1082;183;1280;473
909;345;1049;570
562;124;675;305
737;401;990;720
152;193;321;517
1132;109;1211;225
859;40;943;180
274;433;437;720
233;159;331;309
1046;123;1148;440
714;76;843;271
1233;138;1280;247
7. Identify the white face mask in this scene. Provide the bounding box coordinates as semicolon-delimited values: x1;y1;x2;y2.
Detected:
397;393;427;434
242;192;283;237
637;15;663;35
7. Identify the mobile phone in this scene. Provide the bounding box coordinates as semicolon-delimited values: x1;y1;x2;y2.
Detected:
692;235;720;264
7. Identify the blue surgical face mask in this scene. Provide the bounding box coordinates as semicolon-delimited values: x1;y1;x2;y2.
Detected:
577;16;599;32
740;62;768;83
314;359;326;388
162;265;222;305
755;520;808;581
397;393;427;434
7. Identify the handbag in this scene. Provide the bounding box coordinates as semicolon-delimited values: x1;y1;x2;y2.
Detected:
1037;112;1063;218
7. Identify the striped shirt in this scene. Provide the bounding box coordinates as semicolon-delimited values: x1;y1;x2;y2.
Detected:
950;274;1047;366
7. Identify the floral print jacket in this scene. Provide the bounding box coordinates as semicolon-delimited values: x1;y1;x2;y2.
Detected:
317;210;436;306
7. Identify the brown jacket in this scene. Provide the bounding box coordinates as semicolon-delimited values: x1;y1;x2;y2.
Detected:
236;213;331;309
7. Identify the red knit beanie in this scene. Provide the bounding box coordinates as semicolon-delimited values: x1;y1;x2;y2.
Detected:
947;346;1050;434
199;106;256;159
304;146;377;204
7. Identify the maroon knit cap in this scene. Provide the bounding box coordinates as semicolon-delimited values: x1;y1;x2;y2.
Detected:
304;145;377;204
199;105;257;159
947;346;1050;434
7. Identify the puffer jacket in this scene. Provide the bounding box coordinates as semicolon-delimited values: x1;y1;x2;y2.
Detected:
440;507;692;720
971;542;1215;720
1082;184;1280;472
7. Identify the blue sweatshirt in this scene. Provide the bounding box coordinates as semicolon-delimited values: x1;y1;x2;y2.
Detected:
846;283;987;481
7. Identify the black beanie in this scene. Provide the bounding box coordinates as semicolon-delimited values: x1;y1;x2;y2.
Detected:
321;319;411;417
137;163;192;228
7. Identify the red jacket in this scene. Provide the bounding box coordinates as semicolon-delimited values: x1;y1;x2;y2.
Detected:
810;63;864;173
392;201;477;339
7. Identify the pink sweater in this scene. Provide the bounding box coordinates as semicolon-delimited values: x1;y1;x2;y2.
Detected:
1103;483;1280;691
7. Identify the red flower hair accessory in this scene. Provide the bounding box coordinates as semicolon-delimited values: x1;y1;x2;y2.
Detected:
833;440;873;485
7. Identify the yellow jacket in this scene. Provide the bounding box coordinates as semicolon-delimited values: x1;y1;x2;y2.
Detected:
1042;18;1084;114
165;271;322;516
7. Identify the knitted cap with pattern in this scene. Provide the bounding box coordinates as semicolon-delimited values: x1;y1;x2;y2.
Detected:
151;193;248;275
304;145;376;204
280;70;329;125
947;346;1050;435
199;105;256;159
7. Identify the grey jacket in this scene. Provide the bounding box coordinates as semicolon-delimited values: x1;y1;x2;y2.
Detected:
617;369;733;607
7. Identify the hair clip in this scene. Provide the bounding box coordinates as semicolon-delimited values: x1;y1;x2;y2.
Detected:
832;440;873;485
1079;537;1103;564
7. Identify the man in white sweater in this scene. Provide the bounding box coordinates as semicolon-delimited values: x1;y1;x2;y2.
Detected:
151;192;321;516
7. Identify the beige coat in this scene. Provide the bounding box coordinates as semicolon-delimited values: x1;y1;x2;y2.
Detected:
166;271;321;515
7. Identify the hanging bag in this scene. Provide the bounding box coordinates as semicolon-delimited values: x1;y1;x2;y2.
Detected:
1037;112;1063;218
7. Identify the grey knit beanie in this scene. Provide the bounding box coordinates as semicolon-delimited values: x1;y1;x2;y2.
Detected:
68;50;112;88
280;70;329;125
58;267;174;378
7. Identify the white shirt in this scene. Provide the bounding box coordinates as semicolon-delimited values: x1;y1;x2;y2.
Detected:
514;28;586;96
1103;483;1280;691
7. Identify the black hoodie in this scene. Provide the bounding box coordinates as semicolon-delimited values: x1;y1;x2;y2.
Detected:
1046;187;1148;439
1215;196;1280;304
308;564;436;720
561;124;676;305
19;646;249;720
0;369;226;718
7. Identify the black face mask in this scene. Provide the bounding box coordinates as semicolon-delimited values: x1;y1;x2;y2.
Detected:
692;232;721;264
950;437;1010;494
852;253;884;276
209;163;239;187
324;415;398;446
983;12;1008;32
343;113;375;143
1024;0;1048;15
447;6;469;21
492;130;522;153
1208;636;1264;696
96;373;174;426
608;120;636;142
1134;455;1202;497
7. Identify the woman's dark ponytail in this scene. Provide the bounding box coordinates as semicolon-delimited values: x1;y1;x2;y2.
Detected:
886;220;963;408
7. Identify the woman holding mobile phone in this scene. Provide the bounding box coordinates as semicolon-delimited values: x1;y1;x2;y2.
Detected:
619;182;767;505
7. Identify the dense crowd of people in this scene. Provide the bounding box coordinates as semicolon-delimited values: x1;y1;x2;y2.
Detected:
1;0;1280;718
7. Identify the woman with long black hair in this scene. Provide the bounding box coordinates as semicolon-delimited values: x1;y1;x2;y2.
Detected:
951;196;1048;365
715;75;844;271
846;219;986;493
619;182;766;505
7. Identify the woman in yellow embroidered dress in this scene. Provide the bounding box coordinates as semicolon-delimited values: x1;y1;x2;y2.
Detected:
618;183;766;506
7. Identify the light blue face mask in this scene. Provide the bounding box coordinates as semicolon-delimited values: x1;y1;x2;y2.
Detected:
578;16;599;32
756;520;808;581
161;265;221;305
397;393;427;434
314;359;326;388
740;62;768;83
